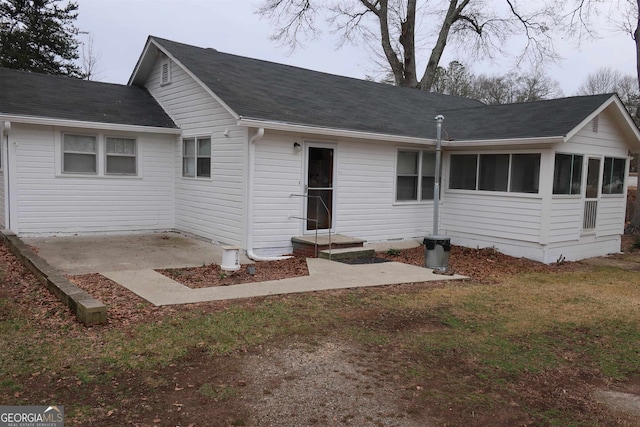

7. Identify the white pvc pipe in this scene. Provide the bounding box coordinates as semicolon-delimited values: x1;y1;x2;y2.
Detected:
245;127;292;261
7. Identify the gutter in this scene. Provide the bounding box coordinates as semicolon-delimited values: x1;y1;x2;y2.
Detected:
0;114;181;135
245;127;292;261
237;117;435;146
442;135;564;148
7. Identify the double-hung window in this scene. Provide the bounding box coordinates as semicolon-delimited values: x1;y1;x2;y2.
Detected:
183;137;211;178
449;153;540;194
602;157;626;195
106;137;137;175
63;134;97;174
396;150;437;202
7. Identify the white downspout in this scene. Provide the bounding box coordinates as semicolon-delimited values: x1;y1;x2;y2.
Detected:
246;127;292;261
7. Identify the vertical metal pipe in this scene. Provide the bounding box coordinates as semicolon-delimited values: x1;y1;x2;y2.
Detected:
433;115;444;236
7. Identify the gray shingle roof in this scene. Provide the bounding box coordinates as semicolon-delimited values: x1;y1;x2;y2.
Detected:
152;36;614;141
151;37;484;140
440;94;614;141
0;67;177;129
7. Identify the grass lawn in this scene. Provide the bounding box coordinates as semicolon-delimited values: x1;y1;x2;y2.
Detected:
0;243;639;426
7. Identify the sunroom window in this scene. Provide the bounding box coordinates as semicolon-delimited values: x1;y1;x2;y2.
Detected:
183;137;211;178
449;154;477;190
450;153;540;194
63;134;97;174
396;150;437;201
553;154;583;195
602;157;626;195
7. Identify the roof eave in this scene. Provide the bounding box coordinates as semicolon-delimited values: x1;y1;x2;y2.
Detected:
128;36;154;86
236;117;435;145
442;136;565;148
0;114;182;135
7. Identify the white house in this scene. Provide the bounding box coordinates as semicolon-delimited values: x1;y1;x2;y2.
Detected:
1;36;638;263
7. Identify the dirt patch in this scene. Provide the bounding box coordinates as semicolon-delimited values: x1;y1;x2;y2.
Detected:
594;390;640;416
157;257;309;289
241;341;428;426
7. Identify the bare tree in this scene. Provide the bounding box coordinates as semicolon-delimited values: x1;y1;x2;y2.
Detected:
79;32;102;80
431;61;562;104
257;0;561;91
431;61;474;97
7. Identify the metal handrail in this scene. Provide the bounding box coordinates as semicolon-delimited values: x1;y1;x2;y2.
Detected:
290;194;332;258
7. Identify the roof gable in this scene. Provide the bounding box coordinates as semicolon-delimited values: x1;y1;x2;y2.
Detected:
0;67;177;129
138;37;483;140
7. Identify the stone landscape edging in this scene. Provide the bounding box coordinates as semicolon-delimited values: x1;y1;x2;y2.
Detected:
1;230;107;326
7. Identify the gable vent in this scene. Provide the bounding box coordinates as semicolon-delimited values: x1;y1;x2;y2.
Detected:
161;59;171;85
592;116;599;133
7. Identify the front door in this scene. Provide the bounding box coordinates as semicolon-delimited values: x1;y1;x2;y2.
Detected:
305;145;334;231
583;157;601;231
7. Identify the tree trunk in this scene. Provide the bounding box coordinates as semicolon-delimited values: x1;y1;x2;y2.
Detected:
632;0;640;231
399;0;418;87
418;0;470;91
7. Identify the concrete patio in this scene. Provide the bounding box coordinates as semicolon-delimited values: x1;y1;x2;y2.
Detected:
23;231;465;306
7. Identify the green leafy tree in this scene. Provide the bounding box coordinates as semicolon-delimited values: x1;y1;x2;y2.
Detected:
0;0;82;76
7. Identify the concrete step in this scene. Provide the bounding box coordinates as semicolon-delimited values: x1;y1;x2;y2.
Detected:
318;247;375;260
292;234;366;257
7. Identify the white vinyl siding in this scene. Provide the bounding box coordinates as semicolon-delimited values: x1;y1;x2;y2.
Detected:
548;198;582;243
442;193;543;243
10;124;175;234
251;137;436;255
146;56;246;246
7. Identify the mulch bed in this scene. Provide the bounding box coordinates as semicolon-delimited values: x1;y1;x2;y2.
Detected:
157;256;310;289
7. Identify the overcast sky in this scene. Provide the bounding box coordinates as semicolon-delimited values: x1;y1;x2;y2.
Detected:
75;0;637;96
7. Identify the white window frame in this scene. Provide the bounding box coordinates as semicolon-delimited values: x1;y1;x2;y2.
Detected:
57;131;142;178
182;136;212;179
601;156;627;196
62;133;98;175
448;152;541;195
395;149;437;203
552;153;584;196
105;136;137;176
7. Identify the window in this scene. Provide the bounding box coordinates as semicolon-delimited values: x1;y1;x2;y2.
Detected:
479;154;509;191
553;154;583;195
602;157;626;195
161;58;171;85
63;134;97;174
449;153;540;194
106;137;136;175
183;137;211;178
396;150;437;201
449;154;477;190
510;154;541;194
